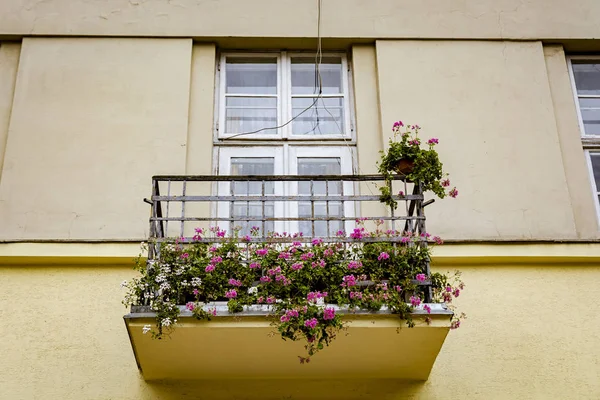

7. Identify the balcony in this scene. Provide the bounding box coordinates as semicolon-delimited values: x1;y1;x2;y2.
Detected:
124;174;455;381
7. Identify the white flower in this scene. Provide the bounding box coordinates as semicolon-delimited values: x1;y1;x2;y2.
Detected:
161;318;172;327
247;286;258;295
191;277;202;287
316;298;325;306
155;274;167;283
120;280;128;288
159;282;171;291
142;325;152;334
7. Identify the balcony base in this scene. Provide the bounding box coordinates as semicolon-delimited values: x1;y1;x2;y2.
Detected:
125;304;452;381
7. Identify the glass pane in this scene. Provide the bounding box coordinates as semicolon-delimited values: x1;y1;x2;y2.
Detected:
292;57;343;95
292;97;344;135
591;153;600;191
230;158;275;235
225;97;277;135
572;62;600;96
578;98;600;135
226;57;277;94
297;158;342;237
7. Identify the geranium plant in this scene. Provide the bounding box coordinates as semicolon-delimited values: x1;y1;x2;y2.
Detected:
378;121;458;209
123;221;465;362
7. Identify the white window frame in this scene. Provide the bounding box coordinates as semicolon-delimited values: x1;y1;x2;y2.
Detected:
216;51;353;141
567;55;600;223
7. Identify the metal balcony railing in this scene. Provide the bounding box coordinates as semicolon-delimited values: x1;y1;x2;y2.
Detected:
144;174;434;300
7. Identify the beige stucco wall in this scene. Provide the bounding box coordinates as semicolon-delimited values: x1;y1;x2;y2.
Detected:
375;40;578;240
1;0;600;41
0;42;20;181
543;45;600;239
0;38;192;240
1;257;599;399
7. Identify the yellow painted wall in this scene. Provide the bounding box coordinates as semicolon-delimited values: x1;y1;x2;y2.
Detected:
375;40;582;240
2;253;600;399
0;38;192;240
2;0;600;41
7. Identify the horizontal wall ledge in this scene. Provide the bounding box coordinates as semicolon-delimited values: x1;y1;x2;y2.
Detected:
1;242;599;266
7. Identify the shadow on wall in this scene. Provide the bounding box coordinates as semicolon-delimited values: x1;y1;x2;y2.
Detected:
145;379;427;400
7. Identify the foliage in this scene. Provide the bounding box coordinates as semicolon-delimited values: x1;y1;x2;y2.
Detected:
123;221;465;362
378;121;458;209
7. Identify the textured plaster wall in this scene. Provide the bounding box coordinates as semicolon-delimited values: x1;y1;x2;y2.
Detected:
1;0;600;40
376;40;577;240
1;261;600;399
0;38;192;240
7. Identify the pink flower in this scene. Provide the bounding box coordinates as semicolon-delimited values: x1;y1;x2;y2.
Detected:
225;289;237;299
228;278;242;287
193;289;199;296
336;230;346;237
300;252;315;261
205;264;215;272
211;256;223;264
311;238;323;246
423;304;431;314
393;121;404;129
249;262;260;269
408;139;420;146
260;276;271;283
186;302;195;311
280;315;290;322
241;235;251;242
450;320;461;329
278;252;291;259
410;296;421;307
349;291;363;300
441;179;451;187
341;275;357;288
427;138;439;145
210;308;217;316
293;241;302;247
433;236;443;245
347;260;362;269
398;190;405;197
256;248;268;256
401;236;411;244
445;286;452;292
304;318;318;329
323;248;334;257
194;228;204;234
378;252;390;261
416;273;427;282
266;296;276;304
216;229;226;238
394;285;402;292
257;296;264;304
449;187;458;198
209;246;218;252
291;262;303;271
286;309;299;318
453;289;460;297
350;228;365;240
311;259;325;268
307;291;327;302
323;307;336;320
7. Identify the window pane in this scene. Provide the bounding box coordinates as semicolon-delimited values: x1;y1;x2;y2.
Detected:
578;98;600;135
572;62;600;96
291;57;343;95
292;97;344;135
591;153;600;191
297;158;342;237
226;58;277;94
230;158;275;235
225;97;277;135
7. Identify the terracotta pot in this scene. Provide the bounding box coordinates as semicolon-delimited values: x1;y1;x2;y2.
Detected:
394;159;415;175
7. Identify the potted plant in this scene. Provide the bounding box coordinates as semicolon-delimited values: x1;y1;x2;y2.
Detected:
378;121;457;209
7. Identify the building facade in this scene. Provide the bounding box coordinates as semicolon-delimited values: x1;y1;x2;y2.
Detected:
1;1;600;399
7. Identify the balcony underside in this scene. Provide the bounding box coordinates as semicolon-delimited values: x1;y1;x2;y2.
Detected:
125;306;452;381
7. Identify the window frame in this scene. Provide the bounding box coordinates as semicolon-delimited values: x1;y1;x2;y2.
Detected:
216;51;354;141
567;55;600;223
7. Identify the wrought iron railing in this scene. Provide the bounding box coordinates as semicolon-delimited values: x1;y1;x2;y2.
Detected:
144;174;434;301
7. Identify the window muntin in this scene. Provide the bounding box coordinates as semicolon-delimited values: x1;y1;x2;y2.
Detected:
589;152;600;207
218;52;351;139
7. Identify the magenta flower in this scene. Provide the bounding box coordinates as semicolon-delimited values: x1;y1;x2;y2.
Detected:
394;285;402;292
293;241;302;247
205;264;215;272
209;246;218;252
300;252;315;261
416;273;427;282
211;256;223;264
423;304;431;314
441;179;450;187
216;229;226;238
347;260;362;270
193;288;199;296
336;230;346;237
349;291;363;300
241;235;251;242
278;252;291;259
186;302;195;311
445;286;452;292
450;320;461;329
453;289;460;297
350;228;365;240
409;139;420;146
286;309;299;318
401;236;411;244
323;248;334;257
194;228;204;234
291;262;303;271
256;248;268;256
257;296;264;304
307;291;327;302
378;252;390;261
410;296;422;307
260;276;271;283
225;289;237;299
228;278;242;287
280;315;290;322
433;236;443;245
249;262;260;269
323;307;336;320
266;296;276;304
311;259;325;268
304;318;318;329
180;253;189;259
427;138;439;145
341;275;357;288
311;238;323;246
393;121;404;129
398;190;405;197
449;187;458;198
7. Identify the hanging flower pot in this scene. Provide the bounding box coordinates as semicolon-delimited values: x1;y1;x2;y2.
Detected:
394;158;415;175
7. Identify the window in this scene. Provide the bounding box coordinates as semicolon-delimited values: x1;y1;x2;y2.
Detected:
215;52;355;236
568;57;600;221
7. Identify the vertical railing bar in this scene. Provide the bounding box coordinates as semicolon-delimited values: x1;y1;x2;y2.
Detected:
403;180;412;235
388;179;395;233
230;177;235;235
310;179;315;238
245;179;250;236
165;180;171;238
180;180;187;239
261;180;266;238
326;179;330;238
